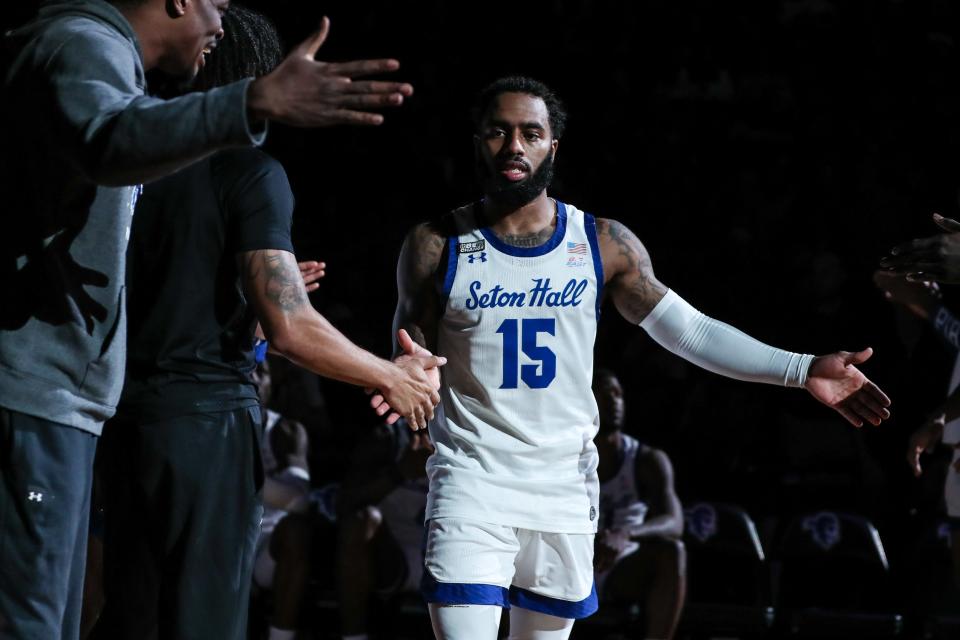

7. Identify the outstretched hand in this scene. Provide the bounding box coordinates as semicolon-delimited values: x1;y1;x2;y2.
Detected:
369;329;444;429
880;213;960;283
247;16;414;128
804;348;891;427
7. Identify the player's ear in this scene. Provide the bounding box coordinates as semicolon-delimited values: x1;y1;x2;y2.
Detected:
551;138;559;154
167;0;189;18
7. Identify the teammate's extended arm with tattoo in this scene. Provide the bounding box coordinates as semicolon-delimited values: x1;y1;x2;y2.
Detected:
596;218;891;427
240;249;443;429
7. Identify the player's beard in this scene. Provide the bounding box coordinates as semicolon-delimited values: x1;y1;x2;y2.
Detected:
479;153;555;209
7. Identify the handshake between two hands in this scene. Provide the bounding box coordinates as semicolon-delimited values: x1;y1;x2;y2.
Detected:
367;329;445;431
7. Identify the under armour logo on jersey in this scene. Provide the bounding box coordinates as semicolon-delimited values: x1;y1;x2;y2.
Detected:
467;252;488;264
27;491;43;502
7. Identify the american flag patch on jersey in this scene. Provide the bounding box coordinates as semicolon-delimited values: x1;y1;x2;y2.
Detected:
567;241;587;254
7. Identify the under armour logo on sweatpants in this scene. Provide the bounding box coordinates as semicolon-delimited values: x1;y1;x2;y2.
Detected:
27;491;43;502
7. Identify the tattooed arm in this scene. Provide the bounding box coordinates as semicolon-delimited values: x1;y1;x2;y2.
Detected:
393;222;446;356
596;218;668;323
596;218;891;427
240;249;443;429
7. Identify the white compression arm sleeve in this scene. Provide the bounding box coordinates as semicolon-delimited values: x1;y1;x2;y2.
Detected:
640;290;814;388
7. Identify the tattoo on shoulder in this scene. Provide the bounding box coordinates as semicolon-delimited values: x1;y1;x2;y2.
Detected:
412;223;446;277
599;219;638;265
244;251;308;312
598;218;667;321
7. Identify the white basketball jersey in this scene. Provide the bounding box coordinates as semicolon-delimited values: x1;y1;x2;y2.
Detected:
598;434;649;533
426;201;603;534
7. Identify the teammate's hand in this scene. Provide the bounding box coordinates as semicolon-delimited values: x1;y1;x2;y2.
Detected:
369;329;443;428
369;330;444;430
881;213;960;283
298;260;326;292
247;17;413;128
804;348;892;427
872;270;940;320
908;415;945;477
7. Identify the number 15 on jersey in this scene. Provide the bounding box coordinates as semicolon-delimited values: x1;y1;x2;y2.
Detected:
496;318;557;389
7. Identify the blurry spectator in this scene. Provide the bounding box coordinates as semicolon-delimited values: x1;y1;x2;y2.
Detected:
875;271;960;586
592;369;686;640
251;360;326;640
337;423;431;640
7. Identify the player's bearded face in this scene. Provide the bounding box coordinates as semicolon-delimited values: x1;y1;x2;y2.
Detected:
477;150;555;209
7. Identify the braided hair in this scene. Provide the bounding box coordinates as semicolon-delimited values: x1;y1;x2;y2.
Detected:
193;5;283;91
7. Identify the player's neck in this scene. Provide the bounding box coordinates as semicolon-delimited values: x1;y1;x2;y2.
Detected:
481;192;555;240
117;5;162;70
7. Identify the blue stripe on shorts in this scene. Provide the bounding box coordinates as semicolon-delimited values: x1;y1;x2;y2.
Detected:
421;569;510;608
509;582;599;619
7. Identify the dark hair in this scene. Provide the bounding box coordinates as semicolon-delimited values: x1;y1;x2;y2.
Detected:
472;76;568;139
593;367;618;385
193;5;283;91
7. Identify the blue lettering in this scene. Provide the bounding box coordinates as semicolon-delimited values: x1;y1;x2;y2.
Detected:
562;279;588;306
466;280;483;310
527;278;588;307
528;278;551;307
466;280;527;309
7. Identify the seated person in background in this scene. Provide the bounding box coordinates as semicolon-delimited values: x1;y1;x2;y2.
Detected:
337;422;432;640
592;368;686;640
252;359;323;640
874;271;960;587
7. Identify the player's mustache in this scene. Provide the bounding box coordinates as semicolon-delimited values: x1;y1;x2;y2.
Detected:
497;157;531;172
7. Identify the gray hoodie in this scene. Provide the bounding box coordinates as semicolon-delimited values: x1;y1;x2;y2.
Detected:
0;0;265;434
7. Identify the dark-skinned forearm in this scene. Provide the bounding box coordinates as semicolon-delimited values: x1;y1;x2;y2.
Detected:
266;309;398;391
627;513;684;542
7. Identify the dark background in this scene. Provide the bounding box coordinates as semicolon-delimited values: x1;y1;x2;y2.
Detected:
7;0;960;615
235;0;960;529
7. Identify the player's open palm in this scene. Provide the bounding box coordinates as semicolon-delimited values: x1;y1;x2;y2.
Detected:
804;348;891;427
247;17;413;128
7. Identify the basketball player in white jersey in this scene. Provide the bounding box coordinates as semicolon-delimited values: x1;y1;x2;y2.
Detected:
592;368;685;639
386;76;892;639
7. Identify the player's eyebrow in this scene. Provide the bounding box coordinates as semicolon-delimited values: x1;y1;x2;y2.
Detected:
486;118;547;131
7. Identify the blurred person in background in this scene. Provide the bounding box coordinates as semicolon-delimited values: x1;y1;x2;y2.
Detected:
593;368;685;640
337;422;431;640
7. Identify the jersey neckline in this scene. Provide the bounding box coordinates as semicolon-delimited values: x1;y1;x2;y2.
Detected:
478;201;568;258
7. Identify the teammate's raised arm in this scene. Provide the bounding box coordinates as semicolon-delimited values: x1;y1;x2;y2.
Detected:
247;17;413;129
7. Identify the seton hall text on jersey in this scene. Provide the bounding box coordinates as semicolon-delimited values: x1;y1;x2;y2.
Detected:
465;278;589;310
